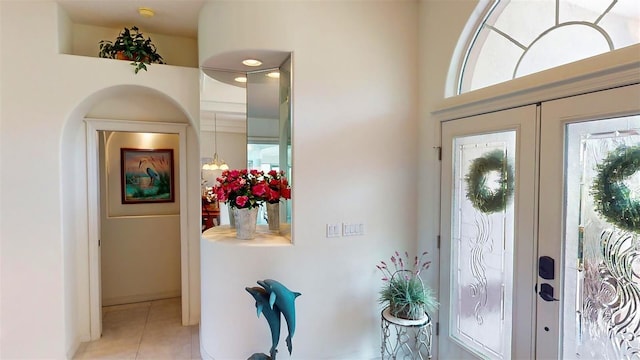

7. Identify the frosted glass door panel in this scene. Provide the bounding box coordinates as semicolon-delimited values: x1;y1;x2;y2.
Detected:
563;117;640;359
451;131;516;359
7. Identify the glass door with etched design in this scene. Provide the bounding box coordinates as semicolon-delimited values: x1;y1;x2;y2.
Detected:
565;118;640;359
440;105;537;359
538;84;640;359
452;133;515;358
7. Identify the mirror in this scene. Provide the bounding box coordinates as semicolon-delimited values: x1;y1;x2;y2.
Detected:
247;56;292;224
200;51;292;232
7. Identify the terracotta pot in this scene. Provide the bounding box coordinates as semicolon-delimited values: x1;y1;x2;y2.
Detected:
115;51;149;62
115;51;129;60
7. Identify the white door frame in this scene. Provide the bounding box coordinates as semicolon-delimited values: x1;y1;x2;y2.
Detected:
85;118;189;340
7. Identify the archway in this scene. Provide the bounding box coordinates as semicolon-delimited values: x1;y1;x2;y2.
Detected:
60;85;199;341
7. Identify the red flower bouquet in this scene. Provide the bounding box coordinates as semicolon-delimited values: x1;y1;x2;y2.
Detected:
213;169;268;209
264;170;292;204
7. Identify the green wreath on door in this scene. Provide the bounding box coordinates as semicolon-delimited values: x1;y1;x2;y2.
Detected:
465;149;515;214
592;144;640;233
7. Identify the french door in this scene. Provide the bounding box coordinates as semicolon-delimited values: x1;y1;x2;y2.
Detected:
440;84;640;359
439;105;538;359
538;84;640;359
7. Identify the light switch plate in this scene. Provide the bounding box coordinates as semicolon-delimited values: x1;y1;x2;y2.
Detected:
326;223;341;237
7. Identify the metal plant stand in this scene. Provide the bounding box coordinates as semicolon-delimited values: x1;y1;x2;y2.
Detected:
381;307;432;359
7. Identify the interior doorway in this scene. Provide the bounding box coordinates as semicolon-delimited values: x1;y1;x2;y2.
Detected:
98;131;182;308
85;119;190;340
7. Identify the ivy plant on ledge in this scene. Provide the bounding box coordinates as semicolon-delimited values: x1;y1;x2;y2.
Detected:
98;26;165;74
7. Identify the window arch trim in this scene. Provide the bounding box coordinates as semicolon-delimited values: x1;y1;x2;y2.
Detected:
436;45;640;122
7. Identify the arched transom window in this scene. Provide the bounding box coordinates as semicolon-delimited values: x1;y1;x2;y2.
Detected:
459;0;640;94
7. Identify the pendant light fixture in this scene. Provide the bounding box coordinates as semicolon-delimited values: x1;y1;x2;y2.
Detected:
202;114;229;171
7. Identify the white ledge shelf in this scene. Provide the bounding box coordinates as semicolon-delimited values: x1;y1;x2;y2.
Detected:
202;224;292;246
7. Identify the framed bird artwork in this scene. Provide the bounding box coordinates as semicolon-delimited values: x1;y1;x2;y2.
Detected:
120;148;175;204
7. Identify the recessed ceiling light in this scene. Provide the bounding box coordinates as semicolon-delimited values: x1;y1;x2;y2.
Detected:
266;71;280;79
138;7;155;18
235;76;247;83
242;59;262;67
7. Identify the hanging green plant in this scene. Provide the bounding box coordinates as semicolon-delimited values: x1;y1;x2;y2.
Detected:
465;149;514;214
591;144;640;233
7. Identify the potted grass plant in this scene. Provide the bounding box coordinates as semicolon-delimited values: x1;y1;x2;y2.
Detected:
98;26;165;74
376;251;438;320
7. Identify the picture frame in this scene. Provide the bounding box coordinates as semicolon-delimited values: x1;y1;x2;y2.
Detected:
121;148;175;204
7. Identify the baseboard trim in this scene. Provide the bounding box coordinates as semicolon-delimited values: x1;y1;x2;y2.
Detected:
102;290;181;307
200;328;216;360
67;335;83;360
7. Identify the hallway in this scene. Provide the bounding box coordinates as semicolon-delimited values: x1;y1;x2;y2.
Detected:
74;298;200;359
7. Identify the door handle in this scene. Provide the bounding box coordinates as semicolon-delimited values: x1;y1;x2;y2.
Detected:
538;283;559;302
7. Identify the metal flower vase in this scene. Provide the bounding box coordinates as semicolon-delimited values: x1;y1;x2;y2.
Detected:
266;202;280;231
234;207;258;240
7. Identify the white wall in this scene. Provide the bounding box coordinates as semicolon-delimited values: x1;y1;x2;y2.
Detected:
0;2;201;358
199;1;419;358
100;132;181;306
0;2;3;355
86;85;191;123
417;1;479;357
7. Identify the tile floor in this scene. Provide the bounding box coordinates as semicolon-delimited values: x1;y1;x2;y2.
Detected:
74;297;201;360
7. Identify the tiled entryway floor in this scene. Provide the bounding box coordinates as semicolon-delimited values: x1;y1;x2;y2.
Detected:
74;297;201;359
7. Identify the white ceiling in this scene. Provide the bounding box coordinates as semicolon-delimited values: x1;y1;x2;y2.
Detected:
57;0;205;38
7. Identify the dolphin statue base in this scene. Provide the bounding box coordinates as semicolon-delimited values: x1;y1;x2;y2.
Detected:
247;353;271;360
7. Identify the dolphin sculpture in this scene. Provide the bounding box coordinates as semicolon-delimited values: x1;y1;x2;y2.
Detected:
245;286;281;360
257;279;301;355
